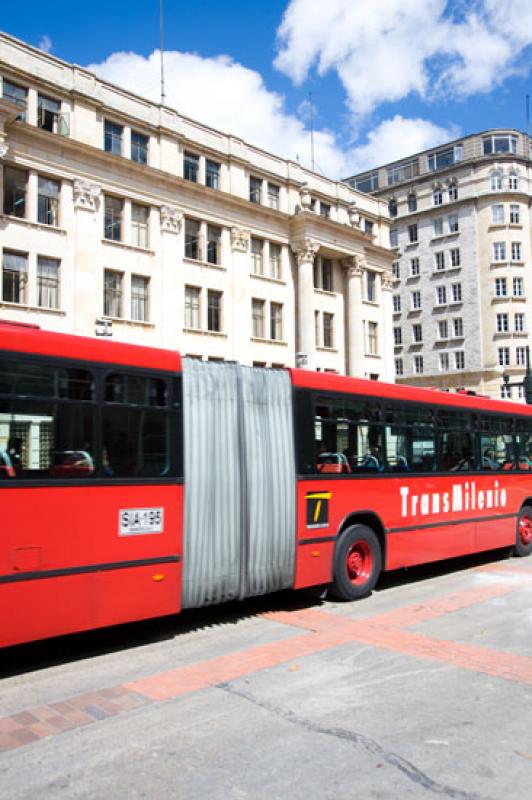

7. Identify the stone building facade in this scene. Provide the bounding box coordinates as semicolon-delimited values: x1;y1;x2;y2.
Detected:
0;33;393;379
346;130;532;399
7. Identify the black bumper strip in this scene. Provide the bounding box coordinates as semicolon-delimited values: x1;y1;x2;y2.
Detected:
299;536;337;546
0;555;181;584
388;512;517;534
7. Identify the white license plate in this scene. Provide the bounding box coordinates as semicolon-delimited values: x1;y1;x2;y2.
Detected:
119;507;164;536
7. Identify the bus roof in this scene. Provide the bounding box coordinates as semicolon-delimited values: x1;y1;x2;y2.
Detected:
288;367;532;417
0;322;182;373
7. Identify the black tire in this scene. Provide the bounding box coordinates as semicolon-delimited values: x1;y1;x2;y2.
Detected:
514;504;532;557
329;525;382;601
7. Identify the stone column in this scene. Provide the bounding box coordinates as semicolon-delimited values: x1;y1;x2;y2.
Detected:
292;237;319;370
343;256;365;376
72;178;102;335
159;205;184;348
230;226;251;364
380;270;395;381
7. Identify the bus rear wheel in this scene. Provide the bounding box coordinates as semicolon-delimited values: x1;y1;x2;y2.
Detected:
330;525;381;601
515;505;532;557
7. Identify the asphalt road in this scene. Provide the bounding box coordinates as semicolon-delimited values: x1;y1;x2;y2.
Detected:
1;549;532;800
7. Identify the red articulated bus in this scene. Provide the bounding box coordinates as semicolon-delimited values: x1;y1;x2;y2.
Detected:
1;322;532;647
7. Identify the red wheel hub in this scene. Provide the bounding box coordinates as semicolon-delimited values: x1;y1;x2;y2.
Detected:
519;514;532;546
346;540;373;585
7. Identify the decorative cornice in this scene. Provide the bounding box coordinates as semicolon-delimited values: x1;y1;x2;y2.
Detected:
348;202;360;227
291;237;319;264
160;205;183;234
342;255;364;278
381;271;395;291
230;226;250;252
73;178;101;211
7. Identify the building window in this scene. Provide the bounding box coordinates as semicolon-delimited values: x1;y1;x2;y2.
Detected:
513;277;524;297
321;258;333;292
319;201;330;218
204;225;221;265
390;228;399;248
501;384;512;399
270;302;283;341
448;183;458;201
104;121;123;155
365;271;376;302
498;347;510;367
364;219;374;236
455;351;465;370
37;256;59;309
509;204;520;224
130;204;149;248
497;313;509;333
515;313;525;333
395;358;404;376
436;286;447;305
37;94;65;134
323;313;334;348
435;252;445;271
131;131;148;164
251;238;263;275
269;243;282;280
392;260;400;279
184;151;199;182
3;166;27;218
508;173;519;191
206;160;220;189
131;275;149;321
355;172;379;192
511;242;522;261
104;269;123;318
412;323;423;343
438;320;448;339
387;159;419;185
407;193;417;212
2;79;27;121
252;298;265;338
427;145;462;172
448;214;459;233
367;321;378;355
104;196;123;241
493;242;506;262
207;290;222;332
388;199;398;218
410;257;420;277
433;217;443;236
408;224;418;243
2;250;27;304
433;187;443;206
453;318;464;337
185;218;201;260
249;176;262;204
411;290;421;310
483;134;517;155
413;355;424;374
439;352;449;371
451;283;462;303
491;172;503;192
37;177;60;226
492;204;504;224
517;346;527;366
450;248;460;267
266;183;280;210
393;326;402;345
185;285;201;329
393;295;401;313
495;277;507;297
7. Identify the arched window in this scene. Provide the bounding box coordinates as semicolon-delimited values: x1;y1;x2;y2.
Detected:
491;172;503;191
407;193;417;212
448;182;458;201
388;198;398;218
508;172;519;191
432;187;443;206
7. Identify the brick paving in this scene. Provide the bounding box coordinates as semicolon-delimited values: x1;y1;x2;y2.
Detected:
1;564;532;754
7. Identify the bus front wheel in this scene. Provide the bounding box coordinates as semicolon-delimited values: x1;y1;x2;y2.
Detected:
515;505;532;557
330;525;382;601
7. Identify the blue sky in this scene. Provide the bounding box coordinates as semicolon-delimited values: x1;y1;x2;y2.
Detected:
2;1;531;177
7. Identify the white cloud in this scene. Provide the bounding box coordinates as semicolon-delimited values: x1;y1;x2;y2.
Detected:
87;49;346;177
275;0;532;115
38;35;52;54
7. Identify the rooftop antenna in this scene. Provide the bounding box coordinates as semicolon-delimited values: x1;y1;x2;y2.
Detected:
309;91;315;171
160;0;166;105
526;94;530;137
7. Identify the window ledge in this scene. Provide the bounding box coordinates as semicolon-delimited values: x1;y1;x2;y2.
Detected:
448;301;463;307
251;336;287;346
1;214;67;235
433;266;461;275
316;346;338;353
405;241;419;248
252;273;286;286
314;287;336;297
104;316;155;328
362;299;379;307
407;308;422;316
364;353;381;359
102;238;155;255
0;301;65;315
183;327;227;338
183;257;225;271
